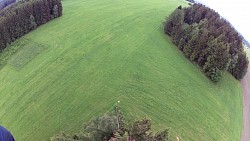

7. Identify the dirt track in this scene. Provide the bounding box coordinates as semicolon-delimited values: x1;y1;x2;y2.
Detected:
241;66;250;141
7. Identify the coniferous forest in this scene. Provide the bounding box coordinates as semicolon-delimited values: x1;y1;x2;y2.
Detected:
165;4;249;82
0;0;62;51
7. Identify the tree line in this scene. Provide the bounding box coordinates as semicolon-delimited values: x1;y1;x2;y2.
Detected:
164;4;248;82
51;104;169;141
0;0;16;9
0;0;62;51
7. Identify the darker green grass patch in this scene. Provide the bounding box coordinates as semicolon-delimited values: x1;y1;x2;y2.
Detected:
0;39;27;69
8;39;47;70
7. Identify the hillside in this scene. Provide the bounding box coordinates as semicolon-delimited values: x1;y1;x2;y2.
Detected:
0;0;243;140
246;48;250;57
241;47;250;141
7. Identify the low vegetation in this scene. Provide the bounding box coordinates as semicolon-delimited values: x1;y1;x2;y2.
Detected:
165;4;249;82
51;105;169;141
0;0;62;51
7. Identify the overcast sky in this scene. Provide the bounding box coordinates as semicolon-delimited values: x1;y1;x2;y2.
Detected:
195;0;250;43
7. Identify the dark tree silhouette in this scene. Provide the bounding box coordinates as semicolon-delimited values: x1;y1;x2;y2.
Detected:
164;4;249;82
51;105;169;141
0;0;63;52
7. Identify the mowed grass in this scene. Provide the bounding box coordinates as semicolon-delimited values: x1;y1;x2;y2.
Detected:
0;0;242;140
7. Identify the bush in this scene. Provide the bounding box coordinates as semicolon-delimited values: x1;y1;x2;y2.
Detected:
128;119;169;141
51;104;169;141
85;113;117;141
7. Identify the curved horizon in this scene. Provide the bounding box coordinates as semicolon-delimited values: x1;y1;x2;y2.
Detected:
195;0;250;45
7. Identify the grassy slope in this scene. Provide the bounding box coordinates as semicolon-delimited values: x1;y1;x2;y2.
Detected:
0;0;242;140
245;47;250;58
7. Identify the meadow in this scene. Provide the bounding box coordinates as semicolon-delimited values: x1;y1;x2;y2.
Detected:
0;0;243;140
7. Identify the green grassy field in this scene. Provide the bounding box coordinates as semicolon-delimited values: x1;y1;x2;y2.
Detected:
0;0;243;140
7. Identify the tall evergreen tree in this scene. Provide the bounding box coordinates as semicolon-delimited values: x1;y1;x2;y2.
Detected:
164;4;248;82
0;0;63;51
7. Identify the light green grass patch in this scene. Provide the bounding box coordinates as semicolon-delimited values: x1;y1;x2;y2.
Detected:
8;39;47;70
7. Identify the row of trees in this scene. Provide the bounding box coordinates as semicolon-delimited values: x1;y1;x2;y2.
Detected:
51;104;169;141
0;0;62;51
165;4;248;82
0;0;16;9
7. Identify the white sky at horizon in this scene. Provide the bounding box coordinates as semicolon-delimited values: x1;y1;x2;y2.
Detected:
195;0;250;43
